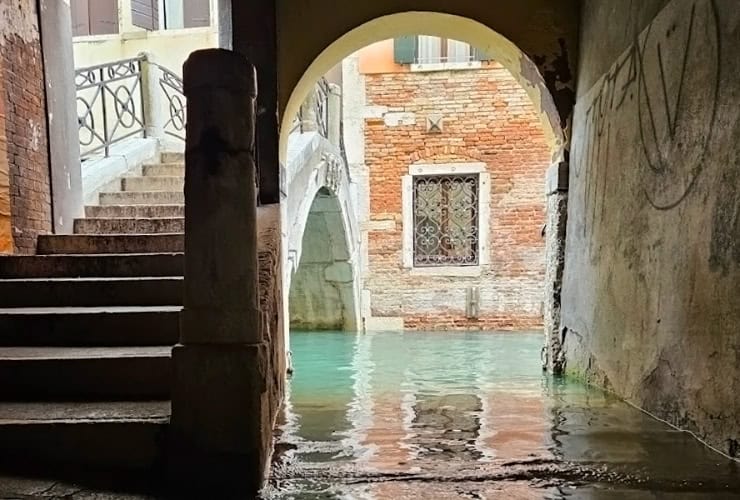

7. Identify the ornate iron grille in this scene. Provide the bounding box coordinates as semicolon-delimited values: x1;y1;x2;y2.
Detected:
76;57;146;159
413;174;479;266
156;63;186;141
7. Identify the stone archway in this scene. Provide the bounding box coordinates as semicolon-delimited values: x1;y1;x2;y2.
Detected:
278;10;570;166
289;187;359;331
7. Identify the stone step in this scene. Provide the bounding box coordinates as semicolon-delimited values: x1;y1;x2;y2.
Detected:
0;401;168;478
85;204;184;219
142;162;185;177
0;307;180;346
161;152;184;163
121;176;184;193
0;277;182;308
0;347;171;400
38;234;184;254
0;253;183;278
99;191;184;206
74;217;185;235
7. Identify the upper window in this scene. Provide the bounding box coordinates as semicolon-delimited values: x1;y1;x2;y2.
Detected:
394;36;489;66
71;0;119;36
71;0;210;36
413;174;480;267
163;0;211;29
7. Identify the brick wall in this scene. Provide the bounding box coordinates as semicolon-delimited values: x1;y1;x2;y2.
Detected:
362;63;551;330
0;55;11;254
0;1;52;254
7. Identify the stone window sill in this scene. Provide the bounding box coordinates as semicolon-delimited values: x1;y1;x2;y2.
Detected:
407;266;484;277
410;61;482;73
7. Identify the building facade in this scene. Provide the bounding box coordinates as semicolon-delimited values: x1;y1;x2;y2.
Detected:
71;0;218;74
344;38;551;331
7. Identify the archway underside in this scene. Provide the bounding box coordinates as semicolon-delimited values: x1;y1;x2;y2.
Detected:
279;11;567;166
289;188;357;331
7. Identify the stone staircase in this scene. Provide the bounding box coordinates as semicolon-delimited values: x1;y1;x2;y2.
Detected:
0;152;186;486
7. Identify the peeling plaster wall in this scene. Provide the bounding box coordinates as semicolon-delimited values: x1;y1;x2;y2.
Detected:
0;0;52;253
563;0;740;456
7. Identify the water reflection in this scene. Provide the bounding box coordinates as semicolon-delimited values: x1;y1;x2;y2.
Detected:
264;331;740;499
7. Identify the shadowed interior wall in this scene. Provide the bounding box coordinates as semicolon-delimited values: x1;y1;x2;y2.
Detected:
562;0;740;456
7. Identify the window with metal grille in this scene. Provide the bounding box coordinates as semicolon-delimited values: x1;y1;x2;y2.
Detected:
413;174;479;266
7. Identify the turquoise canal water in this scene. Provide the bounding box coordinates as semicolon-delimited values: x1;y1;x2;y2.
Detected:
262;331;740;499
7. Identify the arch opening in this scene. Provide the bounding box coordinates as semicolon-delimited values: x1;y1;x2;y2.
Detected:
279;11;566;166
288;187;358;332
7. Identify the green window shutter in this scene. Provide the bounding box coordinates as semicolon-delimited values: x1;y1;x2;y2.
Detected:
394;36;417;64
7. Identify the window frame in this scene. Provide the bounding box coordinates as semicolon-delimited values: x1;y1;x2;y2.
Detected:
402;163;491;276
394;36;486;72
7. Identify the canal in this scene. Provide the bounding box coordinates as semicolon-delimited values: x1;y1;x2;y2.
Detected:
262;331;740;499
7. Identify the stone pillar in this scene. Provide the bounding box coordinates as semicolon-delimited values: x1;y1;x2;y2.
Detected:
169;49;269;497
39;0;84;234
327;83;342;147
231;0;279;204
139;53;165;142
299;90;318;133
543;162;569;374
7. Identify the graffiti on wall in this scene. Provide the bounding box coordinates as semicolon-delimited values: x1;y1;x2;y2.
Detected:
574;0;721;256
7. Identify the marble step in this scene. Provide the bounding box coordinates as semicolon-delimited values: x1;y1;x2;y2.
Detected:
99;191;184;206
142;162;185;177
121;176;184;193
85;204;184;219
74;217;185;235
0;306;180;346
0;253;183;278
0;277;182;308
160;152;184;163
0;401;169;479
38;234;184;255
0;346;171;400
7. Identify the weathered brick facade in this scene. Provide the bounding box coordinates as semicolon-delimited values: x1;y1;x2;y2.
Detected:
0;1;52;254
355;59;551;330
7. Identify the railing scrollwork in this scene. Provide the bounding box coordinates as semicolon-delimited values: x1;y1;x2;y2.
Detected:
154;63;186;142
76;55;186;160
76;57;147;159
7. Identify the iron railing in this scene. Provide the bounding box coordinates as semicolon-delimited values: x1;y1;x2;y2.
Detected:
76;57;147;158
413;174;480;267
154;62;186;141
76;56;186;160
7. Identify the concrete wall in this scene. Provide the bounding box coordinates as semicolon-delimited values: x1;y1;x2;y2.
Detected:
0;0;52;254
562;0;740;456
344;51;551;331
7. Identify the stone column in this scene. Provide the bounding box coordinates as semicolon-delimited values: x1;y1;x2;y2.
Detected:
138;53;165;142
327;83;342;147
299;90;319;133
169;49;270;497
39;0;84;234
543;162;569;374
